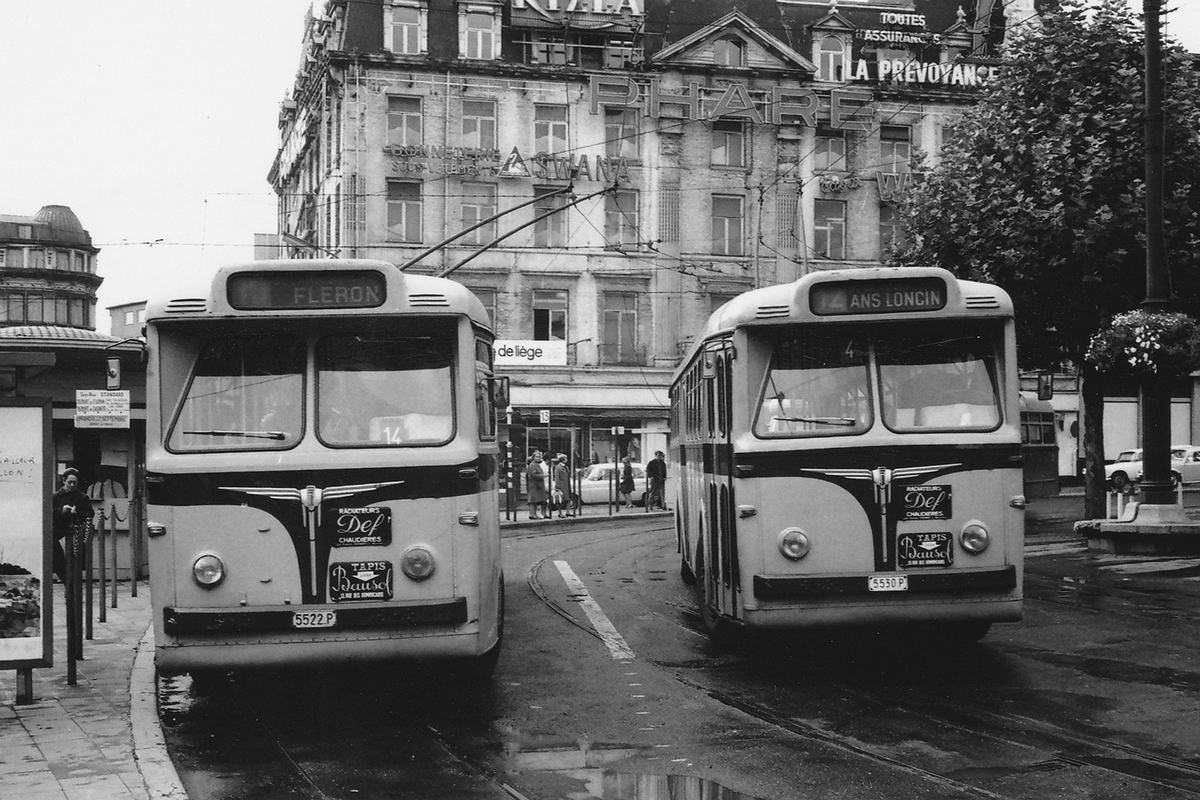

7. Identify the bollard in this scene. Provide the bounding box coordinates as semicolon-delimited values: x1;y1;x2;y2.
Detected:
64;524;78;685
111;511;119;609
98;511;107;624
85;521;94;641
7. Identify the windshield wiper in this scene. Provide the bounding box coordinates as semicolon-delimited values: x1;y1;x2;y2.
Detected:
183;429;288;440
771;416;858;426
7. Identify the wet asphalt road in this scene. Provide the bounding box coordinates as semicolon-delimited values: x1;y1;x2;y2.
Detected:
159;492;1200;799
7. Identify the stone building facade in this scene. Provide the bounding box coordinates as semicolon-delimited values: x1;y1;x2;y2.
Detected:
269;0;1013;462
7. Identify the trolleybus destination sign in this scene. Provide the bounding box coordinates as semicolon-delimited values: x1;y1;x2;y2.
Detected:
227;270;386;310
809;277;946;316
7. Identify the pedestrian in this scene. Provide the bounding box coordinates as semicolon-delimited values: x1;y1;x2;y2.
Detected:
553;454;571;518
525;451;548;520
51;468;92;581
646;450;667;510
618;456;635;509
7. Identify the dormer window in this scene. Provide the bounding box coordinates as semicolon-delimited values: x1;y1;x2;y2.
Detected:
818;35;847;81
460;5;500;60
386;1;427;55
713;36;745;67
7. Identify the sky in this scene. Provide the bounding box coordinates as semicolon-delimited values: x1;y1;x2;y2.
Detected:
1;0;1199;331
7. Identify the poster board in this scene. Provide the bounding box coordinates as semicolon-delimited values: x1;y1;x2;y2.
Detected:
0;398;53;669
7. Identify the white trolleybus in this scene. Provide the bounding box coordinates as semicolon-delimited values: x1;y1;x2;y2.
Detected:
671;267;1024;643
145;260;505;676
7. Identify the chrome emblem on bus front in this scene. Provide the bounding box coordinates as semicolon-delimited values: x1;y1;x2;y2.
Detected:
220;481;404;595
799;464;959;562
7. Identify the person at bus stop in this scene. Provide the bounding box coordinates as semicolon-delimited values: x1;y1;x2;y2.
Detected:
51;468;92;581
646;450;667;511
618;456;635;510
526;451;548;520
552;454;571;518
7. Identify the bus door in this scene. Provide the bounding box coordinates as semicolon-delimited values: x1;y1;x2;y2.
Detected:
703;341;739;621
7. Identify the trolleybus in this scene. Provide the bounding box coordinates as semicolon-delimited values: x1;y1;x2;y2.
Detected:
671;267;1023;642
145;260;505;675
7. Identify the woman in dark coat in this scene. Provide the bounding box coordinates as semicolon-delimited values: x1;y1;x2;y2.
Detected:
618;456;635;509
51;468;92;580
525;452;548;519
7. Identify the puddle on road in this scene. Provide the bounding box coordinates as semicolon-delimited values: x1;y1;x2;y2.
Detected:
506;736;766;799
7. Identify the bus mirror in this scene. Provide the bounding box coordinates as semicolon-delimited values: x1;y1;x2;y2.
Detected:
488;376;510;409
701;352;717;380
1037;371;1053;401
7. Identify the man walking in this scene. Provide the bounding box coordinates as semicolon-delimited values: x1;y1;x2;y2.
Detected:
646;450;668;511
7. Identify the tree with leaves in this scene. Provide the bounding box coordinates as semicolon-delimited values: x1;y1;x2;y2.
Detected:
890;0;1200;517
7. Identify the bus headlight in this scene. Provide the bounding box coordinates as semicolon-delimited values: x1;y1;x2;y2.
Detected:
192;554;226;587
960;522;990;554
401;546;436;581
778;528;810;561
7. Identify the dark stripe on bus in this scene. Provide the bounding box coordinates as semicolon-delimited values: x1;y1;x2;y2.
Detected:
163;597;469;634
148;456;496;605
753;565;1016;599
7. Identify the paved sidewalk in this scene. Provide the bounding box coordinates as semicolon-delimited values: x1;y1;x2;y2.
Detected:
0;581;185;800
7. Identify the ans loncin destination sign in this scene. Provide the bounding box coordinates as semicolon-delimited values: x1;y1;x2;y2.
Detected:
809;277;947;316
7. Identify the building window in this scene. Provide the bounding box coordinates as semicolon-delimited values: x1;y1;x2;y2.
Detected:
387;181;423;242
711;120;744;167
814;199;846;259
880;125;912;173
879;203;906;255
45;250;56;270
709;293;738;317
387;96;422;148
124;310;135;326
469;287;497;329
535;105;568;155
713;36;744;67
604;108;639;159
711;195;744;256
462;10;497;60
602;292;638;365
814;126;846;172
659;188;680;244
819;35;847;81
462;99;496;150
0;249;7;267
387;3;425;55
460;182;497;246
533;187;568;247
604;190;639;248
533;289;567;341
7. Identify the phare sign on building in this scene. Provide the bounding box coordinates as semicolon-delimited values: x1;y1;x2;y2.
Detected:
510;0;644;16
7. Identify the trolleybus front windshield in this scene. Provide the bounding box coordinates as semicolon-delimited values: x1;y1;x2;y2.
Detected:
317;331;455;447
755;323;1001;437
168;335;306;451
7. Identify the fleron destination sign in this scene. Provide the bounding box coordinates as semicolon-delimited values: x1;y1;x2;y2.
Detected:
810;277;946;316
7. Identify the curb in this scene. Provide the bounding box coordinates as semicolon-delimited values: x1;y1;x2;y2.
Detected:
131;625;189;799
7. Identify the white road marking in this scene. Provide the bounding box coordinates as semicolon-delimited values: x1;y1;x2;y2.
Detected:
554;560;636;660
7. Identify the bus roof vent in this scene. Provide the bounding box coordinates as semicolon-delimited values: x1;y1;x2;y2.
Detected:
756;304;791;319
409;293;450;308
964;295;1000;309
165;298;208;314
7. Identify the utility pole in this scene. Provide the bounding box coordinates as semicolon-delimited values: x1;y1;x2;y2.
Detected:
1138;0;1177;509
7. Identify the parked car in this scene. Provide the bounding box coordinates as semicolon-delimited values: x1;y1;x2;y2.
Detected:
1104;445;1200;490
577;462;666;506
